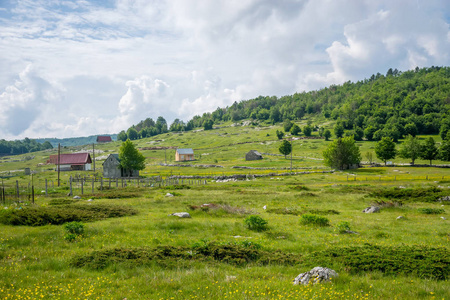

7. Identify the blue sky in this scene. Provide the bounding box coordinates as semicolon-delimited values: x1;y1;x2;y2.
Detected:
0;0;449;139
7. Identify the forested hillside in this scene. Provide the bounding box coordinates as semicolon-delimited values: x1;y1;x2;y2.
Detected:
0;138;53;156
120;66;450;142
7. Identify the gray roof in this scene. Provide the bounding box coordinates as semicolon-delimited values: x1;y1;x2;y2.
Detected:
248;150;262;156
177;148;194;155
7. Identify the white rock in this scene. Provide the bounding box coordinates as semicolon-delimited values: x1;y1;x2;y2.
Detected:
263;205;267;210
293;267;338;285
87;199;93;202
362;206;380;213
441;217;447;220
165;193;174;197
73;196;81;199
396;216;405;220
169;212;191;218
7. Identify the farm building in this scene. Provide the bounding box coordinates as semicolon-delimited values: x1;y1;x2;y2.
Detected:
48;153;92;171
246;150;263;161
97;135;112;143
102;154;140;178
175;148;194;161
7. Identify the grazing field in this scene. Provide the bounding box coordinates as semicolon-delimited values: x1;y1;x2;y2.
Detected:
1;123;449;299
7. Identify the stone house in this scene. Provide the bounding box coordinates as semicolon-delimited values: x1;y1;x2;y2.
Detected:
246;150;263;161
102;154;139;178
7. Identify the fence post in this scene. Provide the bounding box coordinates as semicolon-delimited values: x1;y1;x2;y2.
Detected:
16;180;19;199
69;176;73;196
81;179;84;195
109;178;111;188
100;177;103;191
45;179;48;196
92;178;94;193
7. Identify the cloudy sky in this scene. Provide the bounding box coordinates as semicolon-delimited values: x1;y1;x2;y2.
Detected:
0;0;449;140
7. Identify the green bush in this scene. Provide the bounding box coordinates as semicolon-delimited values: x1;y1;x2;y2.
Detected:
64;221;85;235
0;204;138;226
307;244;450;280
244;215;269;231
418;208;445;214
300;214;330;226
336;221;351;233
369;187;445;202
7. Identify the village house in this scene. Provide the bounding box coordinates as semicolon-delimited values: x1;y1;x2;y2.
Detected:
245;150;263;161
96;135;112;143
102;154;139;178
48;153;92;171
175;148;194;161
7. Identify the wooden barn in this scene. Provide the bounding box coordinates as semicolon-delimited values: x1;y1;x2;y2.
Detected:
102;154;139;178
96;135;112;143
245;150;263;161
175;148;194;161
48;153;92;171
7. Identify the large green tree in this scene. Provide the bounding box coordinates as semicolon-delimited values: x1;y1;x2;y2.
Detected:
290;124;301;135
322;136;361;170
420;137;438;165
440;132;450;161
118;139;146;177
279;140;292;159
399;135;421;165
375;137;397;165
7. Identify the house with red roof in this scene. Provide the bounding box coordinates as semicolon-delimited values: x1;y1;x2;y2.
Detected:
96;136;112;143
48;153;92;171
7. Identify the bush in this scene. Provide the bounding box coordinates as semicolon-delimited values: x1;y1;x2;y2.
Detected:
244;215;269;231
418;208;445;214
64;221;85;235
336;221;351;233
307;244;450;280
0;204;138;226
369;187;445;202
300;214;330;226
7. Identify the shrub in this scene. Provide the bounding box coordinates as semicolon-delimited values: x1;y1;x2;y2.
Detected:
336;221;351;233
369;187;445;202
48;199;80;206
244;215;269;231
418;208;445;214
64;221;85;235
300;214;330;226
307;244;450;280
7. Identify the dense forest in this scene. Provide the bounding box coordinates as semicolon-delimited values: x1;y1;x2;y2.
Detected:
120;66;450;142
0;138;53;156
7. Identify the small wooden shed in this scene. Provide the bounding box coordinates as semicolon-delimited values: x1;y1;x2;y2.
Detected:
245;150;263;161
175;148;194;161
102;154;139;178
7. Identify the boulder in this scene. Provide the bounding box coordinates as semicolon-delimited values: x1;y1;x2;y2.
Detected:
362;206;380;213
73;195;81;199
293;267;338;285
439;196;450;202
396;216;405;220
169;212;191;218
165;193;174;197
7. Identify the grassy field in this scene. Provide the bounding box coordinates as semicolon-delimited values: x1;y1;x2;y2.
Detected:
0;121;449;299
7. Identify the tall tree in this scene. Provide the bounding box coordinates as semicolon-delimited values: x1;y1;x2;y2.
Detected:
118;139;146;177
290;124;301;135
279;140;292;159
420;137;438;165
323;136;361;170
399;135;422;165
375;137;397;165
440;132;450;161
334;123;344;138
323;129;332;141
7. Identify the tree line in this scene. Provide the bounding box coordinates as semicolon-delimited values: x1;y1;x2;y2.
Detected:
121;66;450;142
0;138;53;156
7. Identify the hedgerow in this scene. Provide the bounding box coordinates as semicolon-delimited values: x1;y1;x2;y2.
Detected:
369;186;447;202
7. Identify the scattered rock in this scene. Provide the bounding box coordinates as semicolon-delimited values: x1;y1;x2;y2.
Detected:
342;230;358;234
439;196;450;202
293;267;338;285
263;205;267;210
441;217;447;220
169;212;191;218
87;199;93;202
165;193;174;197
397;216;405;220
73;196;81;199
362;206;380;213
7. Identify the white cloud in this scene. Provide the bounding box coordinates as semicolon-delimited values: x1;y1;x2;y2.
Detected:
0;0;448;139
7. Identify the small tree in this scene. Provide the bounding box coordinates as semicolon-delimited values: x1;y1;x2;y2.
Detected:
420;137;438;165
127;128;139;140
365;151;374;164
276;130;284;139
323;129;331;141
290;124;301;135
279;140;292;159
203;119;213;130
399;135;422;165
440;132;450;161
303;125;312;137
334;123;344;138
283;120;293;132
119;139;146;177
322;136;361;170
117;130;128;141
375;137;396;165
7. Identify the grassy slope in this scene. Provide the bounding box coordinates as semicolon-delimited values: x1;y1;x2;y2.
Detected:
0;120;449;299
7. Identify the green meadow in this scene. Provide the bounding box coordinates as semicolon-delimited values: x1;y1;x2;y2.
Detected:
0;121;449;299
